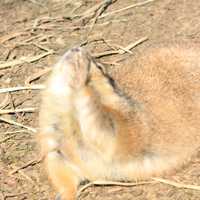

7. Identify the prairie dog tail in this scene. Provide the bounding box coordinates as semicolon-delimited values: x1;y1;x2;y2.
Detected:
115;151;194;181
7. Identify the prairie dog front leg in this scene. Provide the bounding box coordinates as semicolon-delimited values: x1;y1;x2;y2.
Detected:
45;151;81;200
74;86;118;156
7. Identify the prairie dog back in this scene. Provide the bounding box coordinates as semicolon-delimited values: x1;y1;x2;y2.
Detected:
109;46;200;154
38;45;200;200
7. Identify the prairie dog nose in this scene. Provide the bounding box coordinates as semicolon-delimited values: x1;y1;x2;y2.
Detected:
52;46;91;90
70;47;82;53
57;47;89;68
64;47;85;59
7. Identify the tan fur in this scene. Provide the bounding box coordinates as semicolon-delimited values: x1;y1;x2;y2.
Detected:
38;46;200;200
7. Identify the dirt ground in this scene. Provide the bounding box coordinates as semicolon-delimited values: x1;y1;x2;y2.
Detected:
0;0;200;199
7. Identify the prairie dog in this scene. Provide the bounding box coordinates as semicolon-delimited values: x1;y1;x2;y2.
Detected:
38;46;200;200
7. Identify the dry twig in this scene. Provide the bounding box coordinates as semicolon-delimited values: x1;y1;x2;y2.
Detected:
0;130;32;143
0;85;45;94
93;37;148;58
79;0;117;21
25;68;51;85
10;159;42;175
3;192;27;199
0;32;28;44
0;134;16;143
17;170;35;184
152;177;200;191
0;107;36;114
22;34;53;43
0;116;37;133
0;130;30;135
28;0;44;7
87;0;117;34
32;42;52;52
118;37;148;53
100;0;155;19
77;180;154;198
0;50;54;70
0;93;9;109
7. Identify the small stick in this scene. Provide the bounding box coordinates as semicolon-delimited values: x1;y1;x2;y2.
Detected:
0;134;16;143
24;34;41;43
10;159;42;175
0;50;54;70
0;130;30;135
100;0;155;19
118;37;148;54
79;0;117;21
25;68;51;85
0;85;45;94
0;32;28;44
0;116;37;133
10;164;35;184
86;1;111;37
81;0;117;40
115;45;133;54
22;34;43;43
32;42;52;52
93;37;148;58
38;34;54;42
77;180;154;197
0;93;9;109
0;107;36;114
17;170;35;184
93;50;121;58
3;193;27;199
28;0;44;7
152;177;200;191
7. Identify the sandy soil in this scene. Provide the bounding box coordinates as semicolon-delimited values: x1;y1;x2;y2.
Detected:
0;0;200;199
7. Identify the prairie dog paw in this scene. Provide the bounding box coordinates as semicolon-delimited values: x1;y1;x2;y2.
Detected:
55;193;62;200
56;47;91;90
